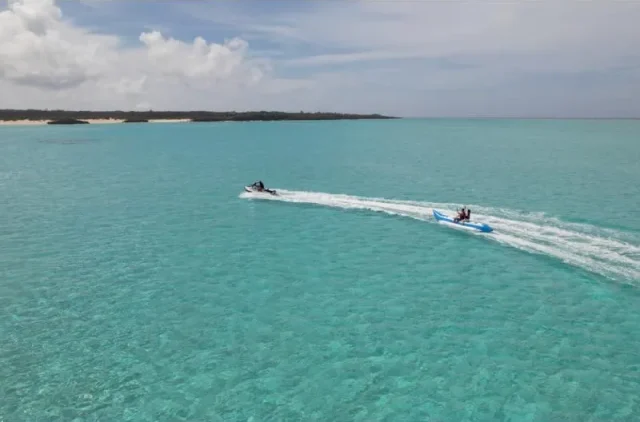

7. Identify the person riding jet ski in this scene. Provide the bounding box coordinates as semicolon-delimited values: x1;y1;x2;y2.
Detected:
249;180;276;195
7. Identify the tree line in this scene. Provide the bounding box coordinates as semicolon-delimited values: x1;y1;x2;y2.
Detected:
0;109;396;122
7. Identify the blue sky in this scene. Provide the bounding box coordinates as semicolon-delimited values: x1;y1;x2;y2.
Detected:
1;0;639;117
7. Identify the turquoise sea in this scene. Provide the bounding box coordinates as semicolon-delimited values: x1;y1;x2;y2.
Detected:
1;119;639;421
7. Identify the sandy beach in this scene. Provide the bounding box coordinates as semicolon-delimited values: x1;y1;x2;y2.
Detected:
0;118;193;126
148;119;191;123
85;119;125;124
0;119;50;126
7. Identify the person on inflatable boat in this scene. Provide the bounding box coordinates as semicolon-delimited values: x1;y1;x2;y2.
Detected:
454;207;471;223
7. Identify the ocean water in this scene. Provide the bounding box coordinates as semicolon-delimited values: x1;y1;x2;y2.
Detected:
1;119;639;421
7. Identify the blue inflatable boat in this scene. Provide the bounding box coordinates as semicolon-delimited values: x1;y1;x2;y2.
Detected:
432;209;493;233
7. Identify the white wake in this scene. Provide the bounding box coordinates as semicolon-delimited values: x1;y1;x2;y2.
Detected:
240;189;640;282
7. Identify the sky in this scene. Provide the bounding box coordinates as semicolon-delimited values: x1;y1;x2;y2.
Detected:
0;0;639;117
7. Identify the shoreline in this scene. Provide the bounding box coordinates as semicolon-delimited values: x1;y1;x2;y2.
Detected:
0;117;394;126
0;118;196;126
0;110;396;126
2;117;637;127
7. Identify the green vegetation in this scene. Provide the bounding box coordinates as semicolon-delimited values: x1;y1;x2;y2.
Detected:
0;109;396;122
47;118;89;125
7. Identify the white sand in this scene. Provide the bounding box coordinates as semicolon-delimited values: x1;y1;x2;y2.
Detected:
148;119;191;123
84;119;124;124
0;120;50;126
0;118;193;126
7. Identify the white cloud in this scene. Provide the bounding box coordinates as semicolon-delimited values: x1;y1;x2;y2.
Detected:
267;1;640;66
264;2;636;88
0;0;116;88
0;0;293;110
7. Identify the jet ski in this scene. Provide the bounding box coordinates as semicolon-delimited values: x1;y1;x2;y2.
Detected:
432;209;493;233
244;181;277;196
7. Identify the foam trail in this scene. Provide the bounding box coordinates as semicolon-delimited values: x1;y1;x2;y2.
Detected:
240;189;640;282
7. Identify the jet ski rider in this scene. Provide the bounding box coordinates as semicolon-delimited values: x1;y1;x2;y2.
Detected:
252;181;265;191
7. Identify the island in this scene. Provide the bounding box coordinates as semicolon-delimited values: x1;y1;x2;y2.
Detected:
0;109;397;125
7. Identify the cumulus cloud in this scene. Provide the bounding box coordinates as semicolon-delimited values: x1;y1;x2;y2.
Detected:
0;0;278;110
0;0;115;88
138;31;260;85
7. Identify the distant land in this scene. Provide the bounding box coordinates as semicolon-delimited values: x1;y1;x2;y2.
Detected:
0;109;396;125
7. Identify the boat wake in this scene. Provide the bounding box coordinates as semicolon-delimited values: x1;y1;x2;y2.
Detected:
240;189;640;282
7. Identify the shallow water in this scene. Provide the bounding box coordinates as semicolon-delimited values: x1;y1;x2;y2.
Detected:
1;119;639;421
